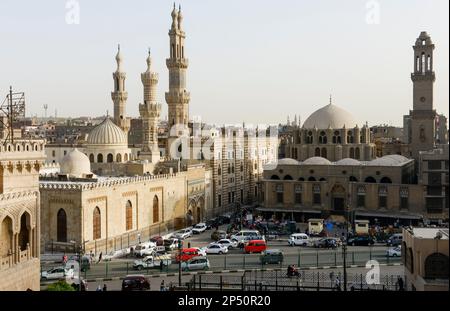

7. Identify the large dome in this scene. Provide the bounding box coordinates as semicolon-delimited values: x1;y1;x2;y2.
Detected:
60;148;92;178
87;117;127;146
303;103;359;129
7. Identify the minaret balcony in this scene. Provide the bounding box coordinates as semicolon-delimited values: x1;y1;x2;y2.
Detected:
411;71;435;82
166;58;189;68
165;91;190;104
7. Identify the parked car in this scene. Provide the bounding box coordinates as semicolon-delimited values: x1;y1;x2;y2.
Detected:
211;230;227;241
230;230;261;243
175;248;204;262
134;242;157;257
133;254;172;270
181;256;210;271
204;243;229;254
216;239;238;249
244;240;267;254
103;249;128;261
192;223;208;234
237;235;265;248
121;275;150;291
150;236;164;246
41;266;74;280
205;218;220;229
347;236;375;246
163;238;180;251
288;233;310;246
173;228;193;240
260;249;284;265
386;246;402;257
314;238;338;249
387;234;403;247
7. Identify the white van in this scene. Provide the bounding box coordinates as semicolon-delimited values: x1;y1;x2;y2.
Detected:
230;230;260;243
288;233;310;246
134;241;157;257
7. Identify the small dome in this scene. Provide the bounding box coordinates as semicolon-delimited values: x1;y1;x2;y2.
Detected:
336;158;361;166
368;155;410;166
302;157;332;165
87;117;127;146
277;158;299;165
303;103;359;129
60;148;92;178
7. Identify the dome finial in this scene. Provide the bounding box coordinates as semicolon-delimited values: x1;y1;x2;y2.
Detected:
329;94;332;105
146;47;152;71
115;44;123;71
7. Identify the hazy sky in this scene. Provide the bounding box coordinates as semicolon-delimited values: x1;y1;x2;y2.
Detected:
0;0;448;126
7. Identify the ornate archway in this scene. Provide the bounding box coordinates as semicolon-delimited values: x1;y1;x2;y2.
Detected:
331;184;346;212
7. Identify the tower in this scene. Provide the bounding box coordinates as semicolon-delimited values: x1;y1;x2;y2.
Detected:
139;50;161;163
410;31;436;160
111;44;130;134
165;4;190;136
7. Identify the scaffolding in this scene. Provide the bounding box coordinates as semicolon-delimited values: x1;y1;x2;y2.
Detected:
0;86;25;145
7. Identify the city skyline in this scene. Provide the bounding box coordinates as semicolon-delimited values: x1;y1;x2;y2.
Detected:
0;0;449;126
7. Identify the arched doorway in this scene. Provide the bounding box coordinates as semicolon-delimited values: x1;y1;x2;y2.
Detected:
57;209;67;242
153;195;159;223
331;184;346;213
19;212;31;251
93;207;101;240
0;216;13;257
97;154;103;163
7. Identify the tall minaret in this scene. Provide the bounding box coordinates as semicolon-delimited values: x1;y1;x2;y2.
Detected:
165;3;190;136
410;31;436;160
139;49;161;163
111;44;130;133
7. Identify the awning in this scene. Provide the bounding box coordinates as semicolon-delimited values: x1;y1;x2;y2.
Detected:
355;211;423;220
256;207;322;214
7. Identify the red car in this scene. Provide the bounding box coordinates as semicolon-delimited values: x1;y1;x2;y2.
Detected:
175;248;203;262
244;240;267;254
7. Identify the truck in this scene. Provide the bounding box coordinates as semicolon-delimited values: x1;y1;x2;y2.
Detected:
132;254;172;270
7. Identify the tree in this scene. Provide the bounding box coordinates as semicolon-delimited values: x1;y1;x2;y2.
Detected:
46;280;76;291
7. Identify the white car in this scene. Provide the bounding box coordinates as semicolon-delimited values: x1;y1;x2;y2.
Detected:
41;266;74;280
192;223;207;234
103;249;129;261
386;246;401;257
288;233;310;246
204;243;228;255
216;239;238;249
174;228;193;240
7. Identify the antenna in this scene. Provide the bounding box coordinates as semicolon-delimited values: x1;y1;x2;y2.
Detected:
0;86;26;145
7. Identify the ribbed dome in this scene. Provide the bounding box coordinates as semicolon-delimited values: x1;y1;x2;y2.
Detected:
335;158;361;166
278;158;299;165
302;157;332;165
60;148;92;178
368;155;410;166
87;118;127;146
303;103;359;129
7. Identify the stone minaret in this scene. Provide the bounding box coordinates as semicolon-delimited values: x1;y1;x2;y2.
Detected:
410;31;436;160
112;44;130;134
165;4;190;135
139;50;161;163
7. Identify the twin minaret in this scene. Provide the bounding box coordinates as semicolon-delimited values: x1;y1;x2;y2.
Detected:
111;4;189;163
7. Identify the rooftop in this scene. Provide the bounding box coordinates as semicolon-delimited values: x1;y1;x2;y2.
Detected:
411;228;449;240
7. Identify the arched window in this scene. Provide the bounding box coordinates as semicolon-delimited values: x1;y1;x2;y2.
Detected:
380;177;392;184
421;52;426;74
315;148;321;157
365;176;376;183
333;131;341;144
124;153;128;162
349;148;355;159
0;216;13;257
355;147;360;160
19;213;30;251
427;55;431;71
57;209;67;242
270;175;280;180
425;253;449;279
319;131;327;144
93;207;101;240
283;175;293;180
349;176;358;182
308;176;316;182
319;178;326;182
321;147;327;158
125;201;132;231
347;131;354;144
218;165;222;175
307;131;313;144
116;153;122;163
298;177;305;181
89;154;94;163
97;154;103;163
107;153;113;163
153;195;159;223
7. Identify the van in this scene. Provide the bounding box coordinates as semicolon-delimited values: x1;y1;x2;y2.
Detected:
387;233;403;246
308;219;324;236
244;240;267;254
231;230;260;243
134;241;157;257
175;248;203;262
288;233;310;246
260;249;284;265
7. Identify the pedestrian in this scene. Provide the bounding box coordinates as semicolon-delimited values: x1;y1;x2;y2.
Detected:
96;285;102;291
103;284;107;291
335;276;341;291
397;276;404;291
97;251;103;264
89;250;94;263
188;242;191;248
160;280;165;291
159;260;164;272
62;253;68;264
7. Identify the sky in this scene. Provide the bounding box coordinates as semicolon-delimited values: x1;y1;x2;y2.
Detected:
0;0;448;127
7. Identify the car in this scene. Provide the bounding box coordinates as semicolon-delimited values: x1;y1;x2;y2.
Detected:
173;228;193;240
192;223;208;234
134;241;158;257
192;247;207;257
288;233;310;246
204;243;228;255
133;254;172;270
205;218;220;229
216;238;238;249
163;238;180;251
244;240;267;254
181;256;210;271
211;230;227;241
347;236;375;246
386;246;402;257
175;248;205;262
103;249;127;261
387;234;403;247
217;214;232;224
230;230;261;243
314;238;338;249
41;267;74;280
150;236;164;246
121;275;150;291
260;249;284;265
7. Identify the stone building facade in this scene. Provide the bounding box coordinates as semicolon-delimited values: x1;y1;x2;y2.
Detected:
0;140;45;291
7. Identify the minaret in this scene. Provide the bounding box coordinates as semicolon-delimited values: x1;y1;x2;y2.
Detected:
165;3;190;136
139;49;161;163
111;44;130;134
410;31;436;160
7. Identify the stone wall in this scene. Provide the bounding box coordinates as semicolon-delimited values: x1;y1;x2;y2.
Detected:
0;257;40;291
